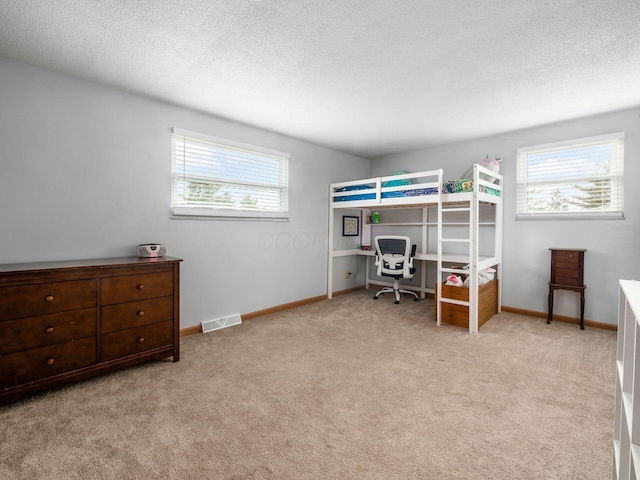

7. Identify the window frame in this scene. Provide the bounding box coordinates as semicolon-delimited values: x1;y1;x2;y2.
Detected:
516;132;624;220
171;128;290;220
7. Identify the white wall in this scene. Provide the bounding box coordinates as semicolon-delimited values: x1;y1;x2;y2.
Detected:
371;108;640;325
0;57;369;329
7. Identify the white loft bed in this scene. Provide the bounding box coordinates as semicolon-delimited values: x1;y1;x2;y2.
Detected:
327;164;504;333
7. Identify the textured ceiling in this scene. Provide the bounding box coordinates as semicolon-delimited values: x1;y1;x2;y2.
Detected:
0;0;639;158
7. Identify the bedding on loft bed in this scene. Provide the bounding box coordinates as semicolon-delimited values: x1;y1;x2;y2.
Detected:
333;184;438;202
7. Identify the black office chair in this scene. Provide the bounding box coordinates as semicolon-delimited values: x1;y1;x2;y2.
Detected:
373;235;419;304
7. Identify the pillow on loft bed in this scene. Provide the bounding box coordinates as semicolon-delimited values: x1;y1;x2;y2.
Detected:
382;170;412;187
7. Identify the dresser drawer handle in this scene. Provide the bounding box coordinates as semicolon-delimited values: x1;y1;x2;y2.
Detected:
45;326;54;334
45;295;54;302
136;310;144;317
46;357;55;366
137;337;145;344
136;284;144;291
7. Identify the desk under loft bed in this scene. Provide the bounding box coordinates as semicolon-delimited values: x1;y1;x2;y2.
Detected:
327;164;503;333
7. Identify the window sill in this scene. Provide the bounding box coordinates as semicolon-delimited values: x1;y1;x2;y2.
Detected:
516;212;624;220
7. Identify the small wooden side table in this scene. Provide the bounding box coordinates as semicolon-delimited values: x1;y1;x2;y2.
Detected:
547;248;586;329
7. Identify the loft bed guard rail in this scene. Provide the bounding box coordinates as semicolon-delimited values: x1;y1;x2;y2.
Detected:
330;169;443;207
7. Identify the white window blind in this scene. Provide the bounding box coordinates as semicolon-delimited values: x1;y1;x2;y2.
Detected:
171;128;290;219
516;132;624;220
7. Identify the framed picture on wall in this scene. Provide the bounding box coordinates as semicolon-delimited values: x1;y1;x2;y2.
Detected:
342;216;359;236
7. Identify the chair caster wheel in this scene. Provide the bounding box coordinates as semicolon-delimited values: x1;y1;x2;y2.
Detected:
373;296;378;300
414;297;419;302
394;300;399;304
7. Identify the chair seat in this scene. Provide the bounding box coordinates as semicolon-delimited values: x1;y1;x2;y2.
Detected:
381;267;416;279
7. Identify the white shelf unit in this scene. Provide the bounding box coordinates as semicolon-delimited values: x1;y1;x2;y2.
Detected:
327;165;503;333
613;280;640;479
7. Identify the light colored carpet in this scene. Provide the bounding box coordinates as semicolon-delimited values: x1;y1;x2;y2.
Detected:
0;290;616;479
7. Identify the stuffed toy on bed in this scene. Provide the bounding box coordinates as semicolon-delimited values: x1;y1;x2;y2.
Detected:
445;275;464;287
460;155;502;183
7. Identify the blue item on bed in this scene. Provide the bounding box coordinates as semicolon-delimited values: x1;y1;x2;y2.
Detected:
333;185;439;202
382;170;412;187
334;184;376;201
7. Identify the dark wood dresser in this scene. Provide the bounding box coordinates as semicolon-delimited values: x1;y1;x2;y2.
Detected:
0;256;181;406
547;248;586;329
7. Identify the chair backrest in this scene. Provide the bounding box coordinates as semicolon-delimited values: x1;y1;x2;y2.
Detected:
374;235;415;279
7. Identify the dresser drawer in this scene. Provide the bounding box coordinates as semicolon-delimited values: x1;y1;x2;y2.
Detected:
555;271;581;286
101;320;173;362
0;308;96;355
101;296;173;334
0;279;96;320
552;250;584;286
554;250;582;262
101;272;173;305
0;337;96;388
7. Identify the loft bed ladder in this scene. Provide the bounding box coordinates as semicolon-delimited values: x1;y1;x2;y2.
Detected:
436;164;481;333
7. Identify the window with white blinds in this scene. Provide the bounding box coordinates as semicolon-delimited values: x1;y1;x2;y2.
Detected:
171;128;290;219
516;132;624;220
